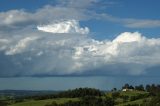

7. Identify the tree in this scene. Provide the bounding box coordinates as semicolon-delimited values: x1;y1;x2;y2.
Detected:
129;85;134;89
105;96;115;106
122;95;129;103
149;94;160;106
112;88;117;92
111;92;120;99
57;88;103;98
0;101;8;106
146;84;151;92
135;85;144;91
123;84;130;89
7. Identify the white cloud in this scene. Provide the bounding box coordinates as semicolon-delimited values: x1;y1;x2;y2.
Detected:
0;29;160;77
0;5;90;30
1;1;159;30
0;1;160;77
0;39;10;50
97;13;160;28
58;0;97;8
5;36;38;55
0;10;32;26
113;32;145;43
37;20;89;34
123;19;160;28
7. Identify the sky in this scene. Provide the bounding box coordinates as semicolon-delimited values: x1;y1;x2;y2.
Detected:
0;0;160;90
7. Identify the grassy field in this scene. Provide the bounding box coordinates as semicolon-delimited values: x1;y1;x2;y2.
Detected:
7;90;150;106
117;97;151;106
120;90;148;96
106;90;148;97
106;90;150;106
9;98;79;106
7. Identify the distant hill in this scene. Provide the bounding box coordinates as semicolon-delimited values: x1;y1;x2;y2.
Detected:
0;90;59;98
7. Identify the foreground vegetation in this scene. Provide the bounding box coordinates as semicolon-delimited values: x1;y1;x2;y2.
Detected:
1;84;160;106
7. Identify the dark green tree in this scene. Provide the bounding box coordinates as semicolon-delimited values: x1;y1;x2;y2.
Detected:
122;83;130;89
135;84;144;91
0;101;8;106
145;84;151;92
111;92;120;99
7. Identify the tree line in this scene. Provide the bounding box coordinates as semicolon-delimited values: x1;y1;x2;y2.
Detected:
45;96;114;106
122;83;160;95
2;84;160;106
17;88;104;100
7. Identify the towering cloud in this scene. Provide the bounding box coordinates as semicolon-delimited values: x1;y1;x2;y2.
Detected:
37;20;89;34
0;1;160;77
0;25;160;77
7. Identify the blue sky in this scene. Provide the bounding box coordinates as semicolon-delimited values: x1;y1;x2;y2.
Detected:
1;0;160;90
0;0;56;11
1;0;160;39
1;76;160;90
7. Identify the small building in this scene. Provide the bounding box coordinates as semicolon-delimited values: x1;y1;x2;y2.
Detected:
122;88;133;92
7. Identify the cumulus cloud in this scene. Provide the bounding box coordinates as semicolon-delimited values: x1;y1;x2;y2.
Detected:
0;0;159;30
37;20;89;34
5;36;38;55
0;5;90;30
0;10;32;27
1;27;160;77
0;0;160;77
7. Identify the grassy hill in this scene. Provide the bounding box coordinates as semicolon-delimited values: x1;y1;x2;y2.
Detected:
1;86;160;106
9;98;79;106
117;97;151;106
105;90;150;106
6;90;150;106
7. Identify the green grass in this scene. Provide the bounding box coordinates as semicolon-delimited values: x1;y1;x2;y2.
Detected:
106;90;148;99
106;90;150;106
0;95;13;100
9;98;79;106
8;90;150;106
120;90;148;97
115;91;150;106
116;97;151;106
